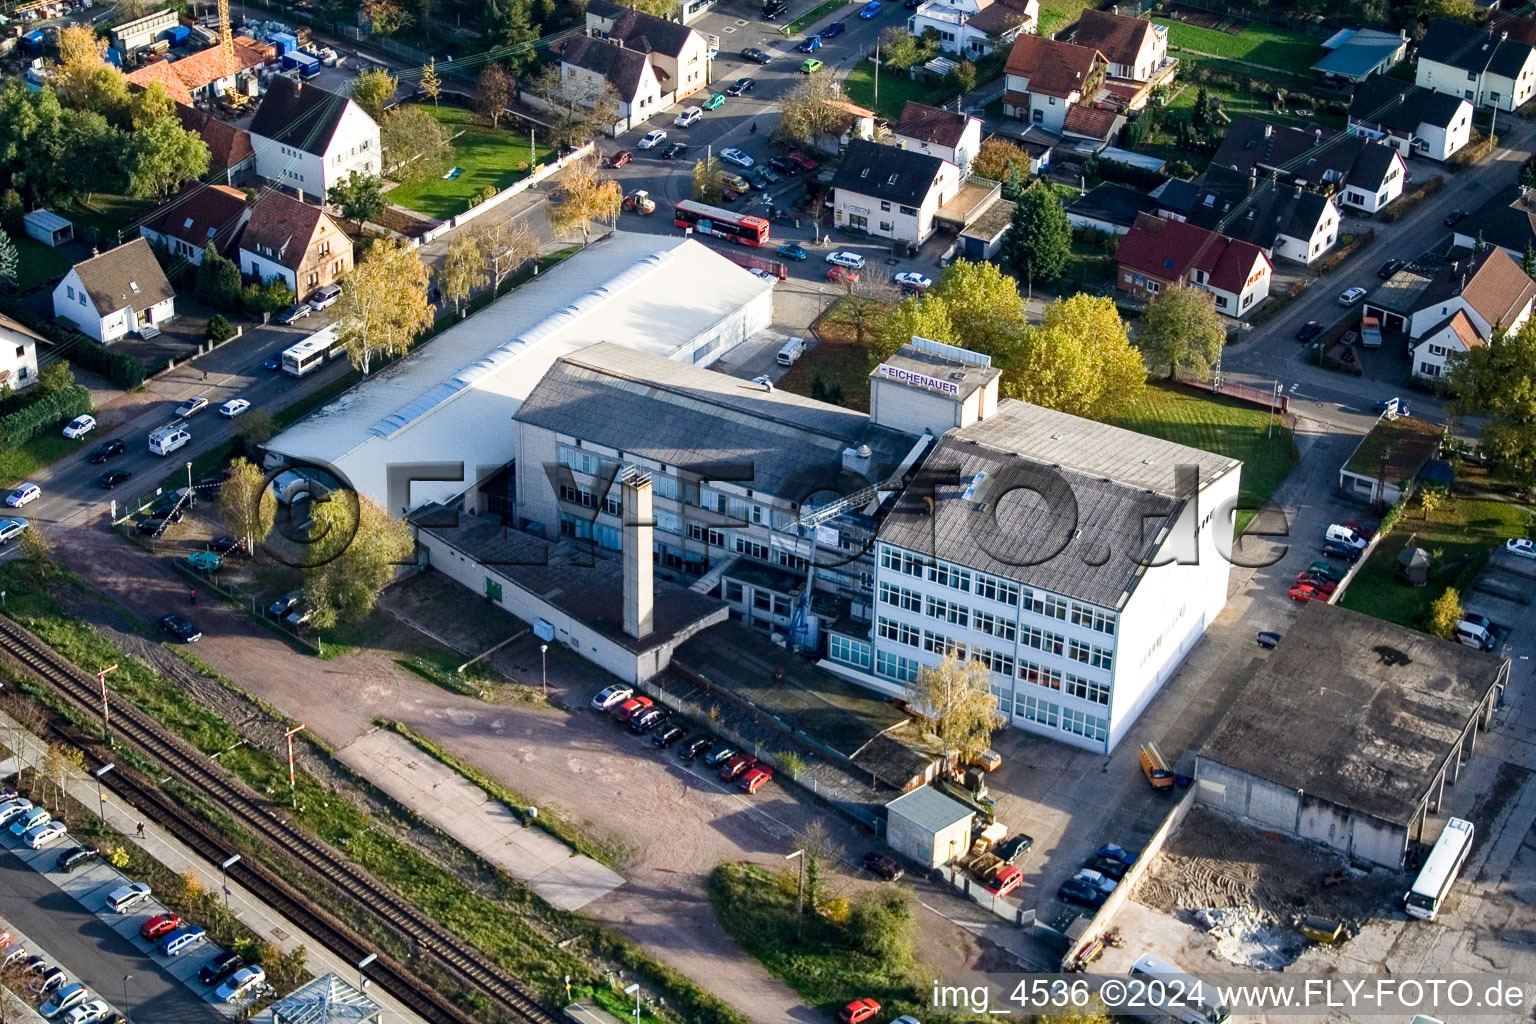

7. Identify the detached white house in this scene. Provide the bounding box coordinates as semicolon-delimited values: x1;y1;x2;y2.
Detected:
907;0;1038;59
1347;75;1473;162
891;101;983;174
831;139;960;245
1071;8;1173;84
1407;248;1536;379
1416;16;1536;111
248;78;380;204
52;238;176;343
557;35;668;135
1002;34;1107;132
0;313;43;392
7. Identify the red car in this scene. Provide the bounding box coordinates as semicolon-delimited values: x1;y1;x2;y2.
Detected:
608;149;632;168
1296;572;1338;596
840;999;880;1023
613;696;653;723
1340;519;1375;541
787;150;818;173
1288;583;1317;602
719;754;756;782
739;766;774;793
827;266;858;284
140;914;182;941
985;865;1022;897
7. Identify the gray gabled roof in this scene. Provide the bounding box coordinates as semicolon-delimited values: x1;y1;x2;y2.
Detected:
69;237;175;317
832;139;949;208
1418;16;1535;79
886;785;974;833
1066;182;1160;231
588;0;695;57
560;35;652;101
1349;75;1469;135
248;77;358;157
876;400;1239;609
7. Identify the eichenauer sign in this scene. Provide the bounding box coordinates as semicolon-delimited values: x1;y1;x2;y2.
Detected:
876;363;961;395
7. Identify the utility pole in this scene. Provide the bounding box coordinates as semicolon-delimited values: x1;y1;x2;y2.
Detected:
785;849;805;940
874;38;880;113
97;665;119;748
284;724;306;809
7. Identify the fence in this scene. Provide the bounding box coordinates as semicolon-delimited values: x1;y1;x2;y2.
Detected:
1176;371;1290;413
941;866;1034;927
416;141;596;244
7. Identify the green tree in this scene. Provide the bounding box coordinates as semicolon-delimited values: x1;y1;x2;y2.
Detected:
844;888;916;964
948;59;977;95
420;58;440;106
691;155;722;204
1002;181;1071;290
232;408;275;455
1427;587;1462;639
1448;319;1536;485
302;492;413;628
1138;284;1226;380
381;105;453;183
127;80;176;130
219;457;275;554
195;245;243;311
243;276;297;316
0;229;17;292
350;68;398;122
335;237;434;373
326;171;386;232
906;652;1005;762
1523;242;1536;279
872;291;957;362
18;522;54;577
479;0;539;74
476;64;512;129
126;116;210;200
207;314;234;342
438;233;488;315
930;258;1026;358
879;25;937;69
38;360;74;394
1001;294;1146;418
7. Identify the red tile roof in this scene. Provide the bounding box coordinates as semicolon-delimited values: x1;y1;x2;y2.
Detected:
1116;213;1270;295
126;60;194;106
893;101;974;149
1456;247;1536;331
1004;34;1104;98
168;40;269;92
1071;9;1157;68
140;182;249;257
1432;310;1484;350
240;189;327;272
175;103;254;170
1063;104;1119;141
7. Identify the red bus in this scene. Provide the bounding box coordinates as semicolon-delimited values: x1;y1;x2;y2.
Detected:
674;200;770;247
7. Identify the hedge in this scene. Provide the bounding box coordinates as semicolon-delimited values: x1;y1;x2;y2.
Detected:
0;300;148;390
0;384;91;450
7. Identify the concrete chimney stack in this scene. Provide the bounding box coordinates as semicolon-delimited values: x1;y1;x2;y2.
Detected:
623;472;654;642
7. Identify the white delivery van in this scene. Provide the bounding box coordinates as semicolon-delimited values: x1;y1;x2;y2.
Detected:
148;424;191;456
776;336;807;366
1454;620;1494;650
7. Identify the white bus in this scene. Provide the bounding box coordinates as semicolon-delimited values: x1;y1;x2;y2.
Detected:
1406;817;1474;921
1126;955;1231;1024
280;325;345;378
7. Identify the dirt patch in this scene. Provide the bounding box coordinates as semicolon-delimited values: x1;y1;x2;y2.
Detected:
1166;4;1248;32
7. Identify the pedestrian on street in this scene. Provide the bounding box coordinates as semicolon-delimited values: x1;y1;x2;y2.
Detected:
750;122;757;134
202;371;208;381
136;822;145;838
189;588;196;604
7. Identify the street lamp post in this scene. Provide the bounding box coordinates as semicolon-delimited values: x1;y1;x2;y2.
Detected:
784;849;805;937
97;664;119;748
121;975;131;1021
93;763;114;821
284;724;306;809
185;461;193;495
357;952;376;993
220;853;241;909
623;982;640;1024
540;644;548;697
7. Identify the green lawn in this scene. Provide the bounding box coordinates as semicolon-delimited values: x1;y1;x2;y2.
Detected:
842;64;939;122
64;195;159;239
1153;17;1328;69
0;433;92;489
1111;383;1297;533
12;237;71;294
1338;496;1531;630
784;0;849;35
383;105;556;221
1037;0;1095;37
1167;74;1346;131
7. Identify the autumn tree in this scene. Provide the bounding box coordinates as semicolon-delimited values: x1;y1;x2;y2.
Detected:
618;0;677;14
970;137;1028;184
1002;180;1072;290
219;457;276;554
439;233;488;315
361;0;410;34
127;81;176;131
929;259;1026;358
350;68;399;122
55;25;110;109
326;171;385;232
476;64;512;129
1138;284;1226;381
1001;294;1146;418
335;237;434;373
126;116;210;200
381;105;454;183
832;276;899;345
546;156;621;243
475;219;540;290
526;65;620;147
420;58;440;106
1427;587;1462;639
871;291;957;362
691;154;722;204
906;652;1005;762
301;492;413;629
773;73;851;147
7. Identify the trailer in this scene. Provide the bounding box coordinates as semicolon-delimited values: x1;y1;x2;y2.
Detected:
281;50;319;77
268;30;296;56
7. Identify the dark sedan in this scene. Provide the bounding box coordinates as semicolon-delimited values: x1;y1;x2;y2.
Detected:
821;19;846;35
1321;539;1362;562
159;614;202;643
1445;210;1469;228
995;833;1034;864
661;142;690;160
679;736;713;760
1057;877;1106;909
1377;258;1405;279
740;47;773;64
652;725;686;748
88;439;125;464
1295;320;1323;343
97;470;132;489
769;156;800;176
725;77;755;96
207;535;250;557
862;852;904;881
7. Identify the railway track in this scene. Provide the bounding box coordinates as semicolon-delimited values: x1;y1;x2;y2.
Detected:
0;615;561;1024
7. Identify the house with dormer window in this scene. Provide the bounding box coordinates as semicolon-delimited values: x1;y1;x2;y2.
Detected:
52;238;177;343
831;139;961;245
138;182;251;266
237;189;352;302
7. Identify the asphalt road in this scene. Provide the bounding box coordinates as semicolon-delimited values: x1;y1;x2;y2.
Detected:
0;850;222;1024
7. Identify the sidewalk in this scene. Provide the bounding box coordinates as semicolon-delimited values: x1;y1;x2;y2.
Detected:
0;709;427;1024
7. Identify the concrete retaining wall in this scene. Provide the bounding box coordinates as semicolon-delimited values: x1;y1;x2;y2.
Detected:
418;142;596;244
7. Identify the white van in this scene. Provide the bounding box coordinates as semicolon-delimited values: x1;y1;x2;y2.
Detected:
148;425;191;456
1455;620;1494;650
776;336;807;366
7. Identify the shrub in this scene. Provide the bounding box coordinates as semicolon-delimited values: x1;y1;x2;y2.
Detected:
207;314;234;343
0;299;147;388
0;384;91;450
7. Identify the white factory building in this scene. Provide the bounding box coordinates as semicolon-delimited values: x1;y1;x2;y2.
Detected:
821;349;1243;754
263;233;775;513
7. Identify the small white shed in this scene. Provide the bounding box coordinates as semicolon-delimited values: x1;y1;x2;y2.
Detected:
23;210;74;248
885;786;975;870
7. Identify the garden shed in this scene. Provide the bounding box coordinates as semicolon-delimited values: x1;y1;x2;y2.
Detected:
885;786;974;870
1397;546;1429;587
23;210;73;248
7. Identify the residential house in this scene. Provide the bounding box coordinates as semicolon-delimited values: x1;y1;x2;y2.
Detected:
907;0;1038;59
0;313;43;392
125;59;194;106
247;78;380;204
557;36;668;136
1065;182;1159;235
1062;105;1124;149
1070;9;1173;84
809;100;878;156
237;189;352;301
1411;310;1483;379
586;0;709;103
1002;35;1107;132
1115;212;1272;317
891;102;983;173
1188;169;1340;265
831;139;961;245
176;103;257;184
1311;27;1408;83
1347;75;1473;162
1451;183;1536;255
1206;116;1405;214
52;238;176;343
1415;17;1536;111
138;183;251;266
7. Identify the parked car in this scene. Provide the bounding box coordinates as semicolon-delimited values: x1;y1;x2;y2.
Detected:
769;155;800;175
64;1001;112;1024
821;18;845;35
799;57;823;73
1297;572;1338;596
1321;539;1362;562
1085;854;1127;880
1445;209;1469;228
740;765;774;793
720;147;754;168
0;799;32;825
995;833;1034;864
215;965;266;1003
786;151;818;172
56;845;99;873
703;92;726;110
159;613;202;643
6;482;40;507
308;284;342;309
1507;538;1536;560
702;745;738;767
1288;583;1318;602
861;852;903;881
140;914;182;941
62;415;95;439
207;536;249;558
777;243;808;261
637;129;668;149
860;0;882;14
277;303;312;325
763;0;787;16
726;77;755;95
746;166;775;188
96;471;132;489
985;865;1022;897
268;591;302;618
652;725;686;748
629;707;669;733
825;250;865;268
607;149;633;168
199;950;244;986
613;696;653;723
88;439;125;463
1256;630;1282;648
1378;258;1405;279
0;519;27;544
893;271;932;292
1338;287;1367;306
740;47;773;64
1295;320;1323;343
591;685;634;711
679;736;713;760
1057;877;1107;909
827;266;858;284
106;882;152;914
797;33;821;52
10;807;49;835
25;821;67;849
40;983;86;1019
218;398;251;418
840;999;881;1023
29;968;66;997
674;106;702;128
1375;396;1409;416
159;925;207;956
718;754;756;781
1325;523;1369;549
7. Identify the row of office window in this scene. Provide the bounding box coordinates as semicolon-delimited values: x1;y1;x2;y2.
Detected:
877;546;1116;635
879;581;1111;668
1013;692;1109;743
1017;660;1110;706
